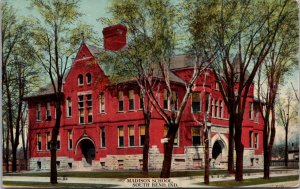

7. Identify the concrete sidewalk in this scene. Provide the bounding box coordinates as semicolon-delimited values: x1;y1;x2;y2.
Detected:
2;169;299;188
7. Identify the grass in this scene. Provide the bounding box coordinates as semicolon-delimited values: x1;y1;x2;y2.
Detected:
4;169;264;178
3;175;299;188
204;175;299;187
3;181;117;188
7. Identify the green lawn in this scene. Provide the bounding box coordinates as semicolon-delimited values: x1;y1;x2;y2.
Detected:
3;181;116;188
3;175;299;188
204;175;299;187
4;169;264;178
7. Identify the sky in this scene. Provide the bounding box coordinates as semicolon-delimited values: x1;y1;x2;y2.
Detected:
7;0;300;144
9;0;111;37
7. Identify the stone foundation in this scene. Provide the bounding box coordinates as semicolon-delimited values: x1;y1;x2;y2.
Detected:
29;146;263;171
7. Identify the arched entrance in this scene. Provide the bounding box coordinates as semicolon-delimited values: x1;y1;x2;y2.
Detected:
81;139;95;166
75;137;95;167
212;140;226;167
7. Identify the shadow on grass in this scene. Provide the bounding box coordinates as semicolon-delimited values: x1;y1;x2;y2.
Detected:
3;181;118;188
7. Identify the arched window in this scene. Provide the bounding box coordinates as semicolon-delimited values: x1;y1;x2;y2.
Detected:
78;74;83;85
86;73;92;84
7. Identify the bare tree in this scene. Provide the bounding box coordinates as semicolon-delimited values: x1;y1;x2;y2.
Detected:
277;91;298;167
2;2;40;172
212;0;294;181
30;0;96;184
256;2;298;177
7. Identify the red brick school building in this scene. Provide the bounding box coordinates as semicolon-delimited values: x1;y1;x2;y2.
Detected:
24;42;264;171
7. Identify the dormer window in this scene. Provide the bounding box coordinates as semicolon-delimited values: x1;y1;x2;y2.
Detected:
86;73;92;84
78;74;83;85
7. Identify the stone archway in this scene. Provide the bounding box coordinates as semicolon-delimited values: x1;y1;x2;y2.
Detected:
81;139;95;166
75;137;95;166
212;140;225;161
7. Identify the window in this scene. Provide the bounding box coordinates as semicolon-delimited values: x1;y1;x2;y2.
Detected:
164;126;178;146
78;95;84;124
205;92;210;112
101;127;106;148
215;100;219;117
118;126;124;147
86;73;92;84
46;132;51;150
249;131;253;148
46;102;51;120
57;132;60;150
37;133;42;151
254;104;259;123
66;98;72;117
139;125;145;146
192;92;201;113
128;125;135;146
139;90;144;109
68;130;72;150
78;74;83;85
254;133;258;149
129;90;134;111
36;103;41;121
215;82;219;90
219;100;223;118
87;94;92;123
171;91;178;111
163;89;169;110
249;102;253;120
191;127;201;146
99;92;105;113
211;99;215;117
118;91;124;112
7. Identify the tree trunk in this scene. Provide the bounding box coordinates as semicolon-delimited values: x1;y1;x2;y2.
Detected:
263;119;270;179
160;123;178;178
5;126;10;173
12;146;17;172
204;129;209;185
228;114;235;174
50;100;62;184
235;122;244;181
268;108;276;173
21;126;28;170
285;124;288;167
142;111;151;176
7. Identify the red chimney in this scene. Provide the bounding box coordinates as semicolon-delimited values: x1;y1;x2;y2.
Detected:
103;24;127;51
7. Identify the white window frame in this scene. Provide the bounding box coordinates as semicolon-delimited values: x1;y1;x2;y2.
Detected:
46;102;51;119
99;92;105;113
139;125;145;146
129;90;135;111
37;133;42;151
128;125;135;147
118;91;124;112
66;98;72;117
46;132;51;151
191;92;201;113
78;95;84;124
118;126;124;147
67;130;73;150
